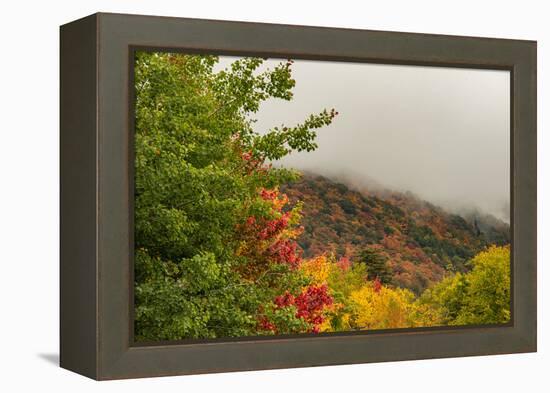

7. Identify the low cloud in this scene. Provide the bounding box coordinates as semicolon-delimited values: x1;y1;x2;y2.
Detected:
249;59;510;222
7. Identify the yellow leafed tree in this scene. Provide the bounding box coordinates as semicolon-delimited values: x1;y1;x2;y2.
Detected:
349;283;416;330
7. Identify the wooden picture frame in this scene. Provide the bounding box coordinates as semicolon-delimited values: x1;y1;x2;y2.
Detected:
60;12;537;380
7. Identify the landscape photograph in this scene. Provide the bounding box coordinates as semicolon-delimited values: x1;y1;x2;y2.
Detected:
133;52;511;342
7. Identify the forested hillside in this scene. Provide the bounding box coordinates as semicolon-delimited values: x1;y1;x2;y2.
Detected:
283;174;510;294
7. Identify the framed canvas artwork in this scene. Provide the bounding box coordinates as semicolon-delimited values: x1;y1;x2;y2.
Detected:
60;13;536;379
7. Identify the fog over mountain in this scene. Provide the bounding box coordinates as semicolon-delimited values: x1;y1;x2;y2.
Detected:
218;57;511;222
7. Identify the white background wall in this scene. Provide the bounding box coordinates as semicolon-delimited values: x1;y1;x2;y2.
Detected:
0;0;546;391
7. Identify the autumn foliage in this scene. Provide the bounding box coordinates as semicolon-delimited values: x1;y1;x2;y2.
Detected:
283;174;510;294
133;52;511;342
298;246;510;332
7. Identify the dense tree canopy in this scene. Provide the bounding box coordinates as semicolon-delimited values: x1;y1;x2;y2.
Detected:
134;52;337;340
134;52;511;342
416;245;511;326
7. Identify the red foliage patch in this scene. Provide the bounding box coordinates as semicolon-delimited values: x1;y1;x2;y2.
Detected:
271;285;333;333
268;239;301;269
373;277;382;293
336;256;352;271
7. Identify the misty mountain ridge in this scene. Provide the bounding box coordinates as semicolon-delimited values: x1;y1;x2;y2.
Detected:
282;172;510;294
294;168;511;224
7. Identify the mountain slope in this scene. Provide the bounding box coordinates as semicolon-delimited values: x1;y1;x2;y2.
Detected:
282;174;510;294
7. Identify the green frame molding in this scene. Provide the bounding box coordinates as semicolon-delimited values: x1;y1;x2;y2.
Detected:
60;12;536;380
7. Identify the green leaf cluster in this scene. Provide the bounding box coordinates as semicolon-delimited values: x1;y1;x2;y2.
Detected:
416;245;510;326
133;52;336;341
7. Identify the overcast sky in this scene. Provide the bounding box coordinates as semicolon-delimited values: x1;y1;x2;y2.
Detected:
217;57;510;222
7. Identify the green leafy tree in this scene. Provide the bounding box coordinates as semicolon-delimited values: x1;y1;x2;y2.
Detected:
357;248;392;284
417;245;510;326
133;52;336;341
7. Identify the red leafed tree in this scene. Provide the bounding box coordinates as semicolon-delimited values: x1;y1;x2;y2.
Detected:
237;187;303;277
270;284;333;333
